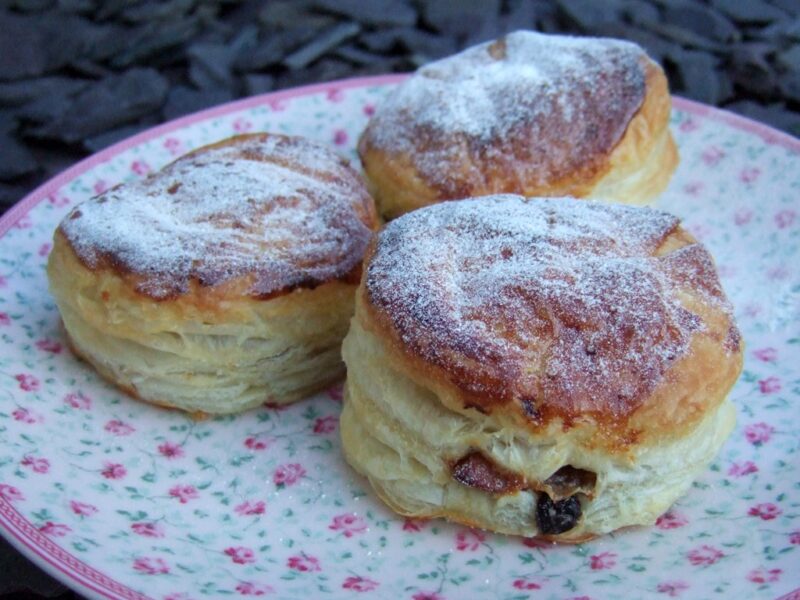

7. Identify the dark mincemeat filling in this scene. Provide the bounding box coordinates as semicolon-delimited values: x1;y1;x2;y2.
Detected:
451;452;596;535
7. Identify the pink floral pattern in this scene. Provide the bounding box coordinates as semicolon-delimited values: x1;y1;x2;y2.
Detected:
329;513;367;537
0;81;797;600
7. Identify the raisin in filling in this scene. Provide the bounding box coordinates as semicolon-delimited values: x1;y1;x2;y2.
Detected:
536;493;582;534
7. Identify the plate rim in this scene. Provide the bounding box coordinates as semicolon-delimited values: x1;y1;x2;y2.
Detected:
0;73;798;600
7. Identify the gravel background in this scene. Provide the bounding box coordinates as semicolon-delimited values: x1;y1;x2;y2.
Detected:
1;0;799;597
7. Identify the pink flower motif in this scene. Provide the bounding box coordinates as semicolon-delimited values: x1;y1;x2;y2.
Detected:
273;463;305;487
225;546;256;565
789;530;800;545
326;88;344;102
775;210;796;229
131;160;151;176
0;312;10;326
157;442;184;459
513;578;543;590
739;167;761;183
455;528;486;551
21;455;50;473
679;117;699;132
728;461;758;477
163;137;182;156
70;500;98;517
0;484;24;502
402;518;427;532
333;129;348;146
744;422;774;445
758;376;781;394
244;436;271;451
326;384;343;401
93;179;109;195
748;502;782;521
12;407;41;424
132;522;165;538
589;551;617;570
105;419;135;435
733;209;753;226
363;103;376;116
36;338;62;353
164;594;192;600
233;117;253;133
101;462;126;480
329;513;367;538
753;347;777;362
39;521;71;537
313;415;338;434
701;146;724;166
287;553;320;572
767;265;789;281
15;373;40;392
522;537;555;549
746;568;781;584
683;181;704;196
657;581;690;596
64;392;92;410
133;557;169;575
0;275;7;288
686;545;723;566
15;215;31;229
267;98;287;112
235;582;274;596
169;484;199;504
47;192;70;207
412;593;444;600
235;500;266;516
38;243;52;257
656;511;687;529
342;576;379;592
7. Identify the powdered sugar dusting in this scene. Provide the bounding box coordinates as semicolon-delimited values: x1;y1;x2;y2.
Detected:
61;134;375;299
360;31;648;198
367;196;732;424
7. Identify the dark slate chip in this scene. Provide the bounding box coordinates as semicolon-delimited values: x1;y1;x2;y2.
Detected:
638;20;728;52
420;0;502;38
10;0;53;10
258;1;334;30
234;26;320;72
776;44;800;72
110;17;199;67
555;0;623;31
535;494;582;535
0;77;89;107
394;28;459;59
187;42;235;90
120;0;197;23
283;22;360;71
243;74;275;97
504;0;538;31
56;0;96;13
711;0;787;24
26;68;168;144
620;0;660;24
162;85;233;121
82;120;156;153
0;133;38;180
767;0;800;17
592;23;678;65
335;44;391;67
278;58;356;88
729;43;777;97
662;2;740;42
668;49;732;105
311;0;417;28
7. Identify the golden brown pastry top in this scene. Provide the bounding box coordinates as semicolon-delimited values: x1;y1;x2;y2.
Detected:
362;196;742;450
59;133;378;300
359;30;650;200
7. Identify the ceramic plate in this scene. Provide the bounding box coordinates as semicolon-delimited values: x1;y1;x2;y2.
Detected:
0;75;798;600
